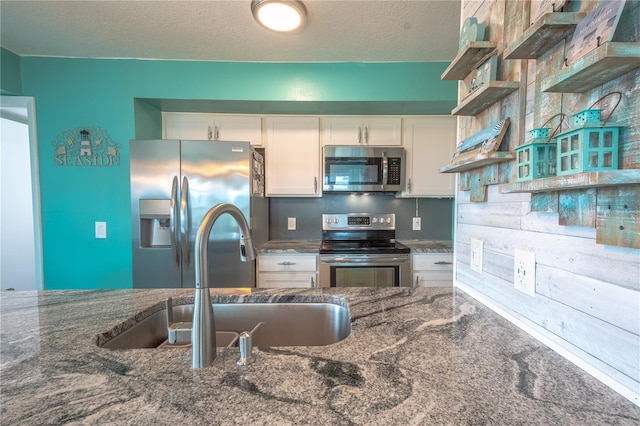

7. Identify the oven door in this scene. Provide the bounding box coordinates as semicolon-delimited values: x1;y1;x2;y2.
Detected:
319;254;411;287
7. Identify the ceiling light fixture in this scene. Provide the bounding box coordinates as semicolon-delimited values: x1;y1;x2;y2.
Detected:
251;0;307;33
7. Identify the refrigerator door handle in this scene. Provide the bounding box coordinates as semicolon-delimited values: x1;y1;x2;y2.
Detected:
170;176;180;269
180;176;191;269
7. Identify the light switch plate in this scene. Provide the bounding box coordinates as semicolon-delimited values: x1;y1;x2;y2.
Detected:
470;238;483;274
95;221;107;239
287;217;296;231
412;217;421;231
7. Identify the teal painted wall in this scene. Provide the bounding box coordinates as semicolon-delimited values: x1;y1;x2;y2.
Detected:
1;48;22;95
18;57;456;289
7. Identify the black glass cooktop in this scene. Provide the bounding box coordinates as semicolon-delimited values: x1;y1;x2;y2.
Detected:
320;240;410;254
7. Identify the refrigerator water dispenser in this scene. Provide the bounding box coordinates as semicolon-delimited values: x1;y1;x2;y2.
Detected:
139;199;171;248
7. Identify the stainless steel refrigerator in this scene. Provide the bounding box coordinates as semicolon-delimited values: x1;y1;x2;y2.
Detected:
130;139;268;288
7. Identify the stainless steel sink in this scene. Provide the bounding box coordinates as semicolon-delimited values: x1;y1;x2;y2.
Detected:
100;302;351;349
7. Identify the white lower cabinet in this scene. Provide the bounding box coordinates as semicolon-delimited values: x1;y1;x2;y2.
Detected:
412;253;453;287
257;254;318;288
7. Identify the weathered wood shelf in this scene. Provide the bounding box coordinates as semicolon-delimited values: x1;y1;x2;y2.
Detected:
542;42;640;93
499;169;640;193
451;81;520;116
441;41;497;80
505;12;585;60
440;152;514;174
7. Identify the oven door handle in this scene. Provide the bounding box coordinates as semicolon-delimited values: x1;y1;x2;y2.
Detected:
321;257;408;264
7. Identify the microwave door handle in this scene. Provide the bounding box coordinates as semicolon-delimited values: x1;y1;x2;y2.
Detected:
382;153;388;190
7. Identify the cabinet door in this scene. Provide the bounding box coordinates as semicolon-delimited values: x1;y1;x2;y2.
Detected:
163;112;213;140
363;117;402;146
413;272;453;287
213;115;262;146
401;116;456;197
257;272;317;288
265;116;321;197
321;117;402;146
320;117;363;145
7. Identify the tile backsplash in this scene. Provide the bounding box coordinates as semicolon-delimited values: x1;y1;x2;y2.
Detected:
269;194;453;240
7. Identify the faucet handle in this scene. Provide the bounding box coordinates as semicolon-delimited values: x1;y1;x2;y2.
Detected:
165;297;192;345
237;322;265;366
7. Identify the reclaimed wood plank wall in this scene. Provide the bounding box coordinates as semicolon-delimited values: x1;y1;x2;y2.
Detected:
454;0;640;403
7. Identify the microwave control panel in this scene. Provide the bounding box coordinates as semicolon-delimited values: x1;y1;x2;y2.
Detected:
388;158;402;185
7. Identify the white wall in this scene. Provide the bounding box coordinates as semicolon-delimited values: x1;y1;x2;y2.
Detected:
1;116;38;290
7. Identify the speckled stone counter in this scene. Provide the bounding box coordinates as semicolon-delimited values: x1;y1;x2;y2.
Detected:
257;239;321;253
1;287;638;425
400;239;453;253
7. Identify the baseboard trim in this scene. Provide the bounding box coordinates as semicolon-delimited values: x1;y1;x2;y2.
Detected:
454;281;640;407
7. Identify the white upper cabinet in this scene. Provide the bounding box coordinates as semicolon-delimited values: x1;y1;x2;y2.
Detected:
162;112;262;145
320;116;402;146
401;116;457;198
264;116;321;197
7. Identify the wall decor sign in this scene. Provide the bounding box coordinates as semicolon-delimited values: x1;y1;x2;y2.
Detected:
564;0;626;65
453;118;510;159
530;0;568;25
462;54;498;99
52;126;121;166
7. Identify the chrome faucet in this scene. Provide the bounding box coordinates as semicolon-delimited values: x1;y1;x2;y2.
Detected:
192;203;256;369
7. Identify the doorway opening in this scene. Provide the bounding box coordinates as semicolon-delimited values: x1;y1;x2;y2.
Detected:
0;96;43;290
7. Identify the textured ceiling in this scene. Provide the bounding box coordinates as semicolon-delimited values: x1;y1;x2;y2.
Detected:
0;0;461;62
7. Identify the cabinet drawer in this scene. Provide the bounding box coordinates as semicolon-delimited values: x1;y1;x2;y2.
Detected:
258;272;317;288
258;255;317;272
412;253;453;271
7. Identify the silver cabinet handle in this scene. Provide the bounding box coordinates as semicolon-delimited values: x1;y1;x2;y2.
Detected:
357;127;362;144
180;176;191;269
311;276;315;287
170;176;180;270
407;178;412;193
207;126;213;140
314;177;318;193
434;261;453;265
415;276;420;287
277;261;296;266
214;125;220;140
364;126;369;144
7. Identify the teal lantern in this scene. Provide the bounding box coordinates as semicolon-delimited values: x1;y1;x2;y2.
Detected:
516;127;557;181
556;109;620;176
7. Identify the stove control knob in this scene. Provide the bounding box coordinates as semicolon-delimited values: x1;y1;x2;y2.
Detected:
372;217;378;223
379;217;385;223
333;217;339;224
386;218;392;224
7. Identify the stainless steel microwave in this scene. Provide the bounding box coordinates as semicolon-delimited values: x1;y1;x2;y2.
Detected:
323;146;405;193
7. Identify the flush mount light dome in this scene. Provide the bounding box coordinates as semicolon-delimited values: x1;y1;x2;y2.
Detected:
251;0;307;32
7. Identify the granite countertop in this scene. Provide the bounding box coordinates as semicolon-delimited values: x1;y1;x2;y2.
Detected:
1;287;638;425
257;239;453;254
399;239;453;253
257;239;321;253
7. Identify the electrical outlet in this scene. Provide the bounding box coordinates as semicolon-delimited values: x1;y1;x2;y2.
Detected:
470;238;483;274
514;249;536;296
287;217;296;231
412;217;421;231
95;221;107;239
